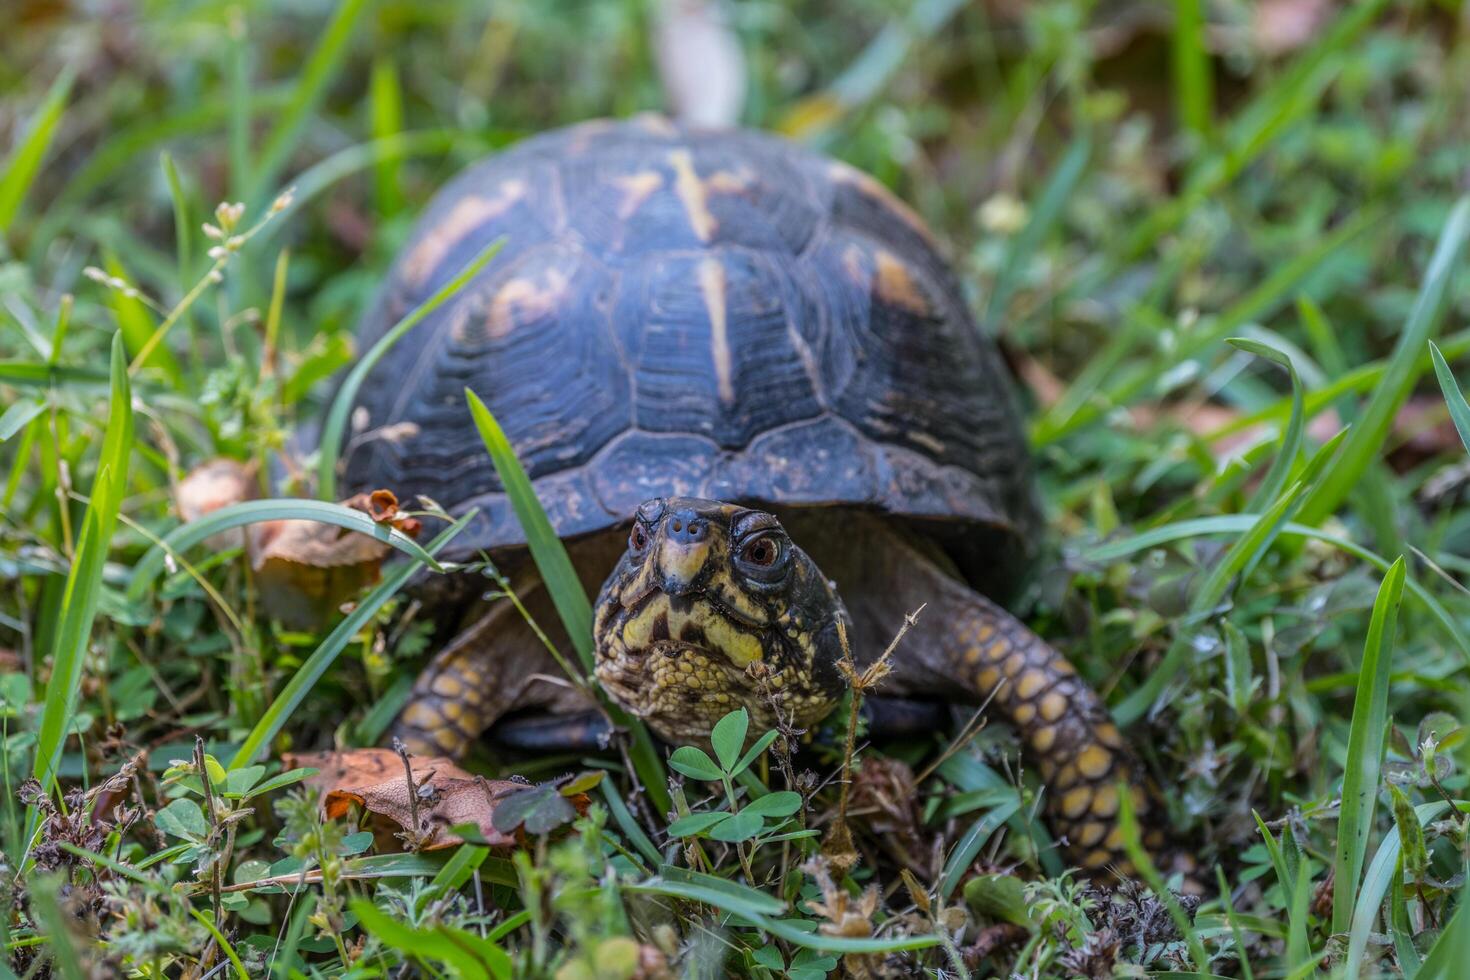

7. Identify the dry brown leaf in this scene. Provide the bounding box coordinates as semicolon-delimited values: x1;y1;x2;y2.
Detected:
249;489;421;629
175;458;256;549
284;748;592;852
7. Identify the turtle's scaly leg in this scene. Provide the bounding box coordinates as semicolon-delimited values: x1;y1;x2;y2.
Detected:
389;597;591;757
943;592;1173;875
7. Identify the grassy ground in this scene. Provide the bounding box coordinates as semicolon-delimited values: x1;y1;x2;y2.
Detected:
4;0;1470;976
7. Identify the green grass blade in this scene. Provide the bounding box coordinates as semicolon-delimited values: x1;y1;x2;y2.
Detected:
1331;556;1406;935
465;389;672;815
628;874;943;953
938;795;1019;899
465;389;594;671
982;133;1091;328
1229;337;1303;514
317;236;504;500
126;498;442;602
1171;0;1212;139
1118;780;1208;971
0;67;74;232
228;512;473;769
1297;197;1470;526
254;130;463;249
0;399;45;442
31;333;132;795
188;907;251;979
1084;516;1470;663
370;57;406;216
1429;341;1470;455
246;0;371;206
1417;890;1469;980
1348;801;1465;976
105;250;182;386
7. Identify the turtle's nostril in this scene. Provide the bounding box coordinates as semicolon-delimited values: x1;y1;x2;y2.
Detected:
666;510;707;544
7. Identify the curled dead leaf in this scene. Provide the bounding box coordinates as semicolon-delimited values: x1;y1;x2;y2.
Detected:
175;458;256;549
282;748;592;851
249;490;421;630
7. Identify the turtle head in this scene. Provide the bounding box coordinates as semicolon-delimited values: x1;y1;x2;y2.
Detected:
593;497;849;743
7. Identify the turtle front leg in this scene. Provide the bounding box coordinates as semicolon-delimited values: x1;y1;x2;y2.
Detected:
390;595;593;757
932;591;1173;876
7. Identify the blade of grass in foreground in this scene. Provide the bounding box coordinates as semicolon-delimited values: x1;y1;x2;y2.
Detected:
1229;338;1304;515
1347;800;1468;976
125;498;442;602
229;512;474;769
0;67;74;232
1331;557;1406;936
466;389;672;816
1296;196;1470;527
32;334;132;795
1429;341;1470;455
317;236;504;500
1117;782;1208;972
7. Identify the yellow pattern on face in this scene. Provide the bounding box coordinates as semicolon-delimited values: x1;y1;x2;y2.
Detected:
595;498;843;745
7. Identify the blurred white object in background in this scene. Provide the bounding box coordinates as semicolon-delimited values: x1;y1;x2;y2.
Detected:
654;0;747;128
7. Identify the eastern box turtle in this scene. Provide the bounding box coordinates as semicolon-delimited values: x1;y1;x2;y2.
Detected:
341;116;1176;876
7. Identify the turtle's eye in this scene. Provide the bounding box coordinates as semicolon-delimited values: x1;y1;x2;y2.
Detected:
736;533;788;584
629;523;650;555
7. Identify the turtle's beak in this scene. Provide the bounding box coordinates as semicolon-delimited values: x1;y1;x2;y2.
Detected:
651;505;714;595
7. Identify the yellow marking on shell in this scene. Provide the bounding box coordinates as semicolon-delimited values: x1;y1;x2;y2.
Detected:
964;646;983;665
707;169;752;193
635;112;678;136
1076;745;1114;780
873;250;929;315
1144;828;1166;850
975;623;996;644
828;161;940;248
1105;827;1126;852
986;639;1011;662
1015;669;1048;701
908;431;946;455
486;268;570;339
1031;726;1056;753
699;257;735;406
1039;692;1068;722
1055;763;1079;790
612;170;664;218
1096;723;1123;747
1002;652;1026;677
430;673;465;698
1076;821;1107;848
1090;785;1120;818
669;149;716;241
1060;787;1092;820
1014;703;1036;725
1082;849;1114;869
976;666;1000;692
403;180;526;287
439;699;466;723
